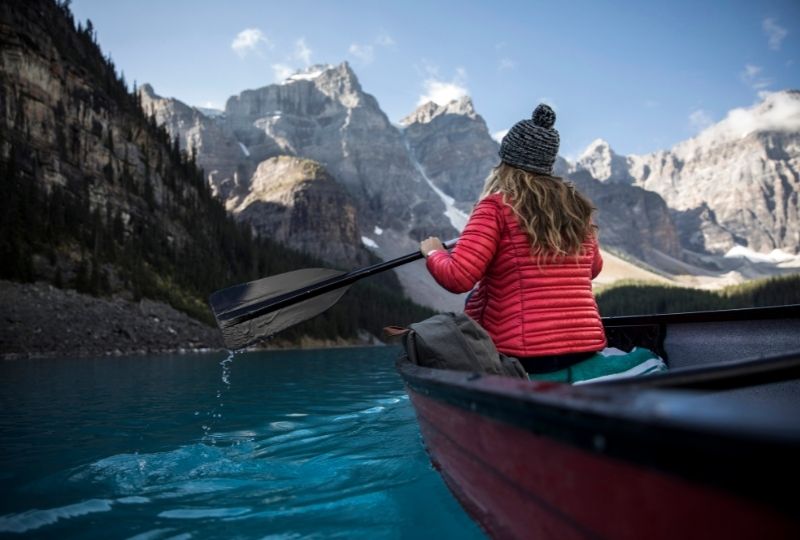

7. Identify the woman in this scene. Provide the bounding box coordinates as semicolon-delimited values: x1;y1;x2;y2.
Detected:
421;104;663;382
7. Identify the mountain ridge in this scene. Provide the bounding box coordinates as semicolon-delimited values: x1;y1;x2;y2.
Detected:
142;63;800;309
573;90;800;257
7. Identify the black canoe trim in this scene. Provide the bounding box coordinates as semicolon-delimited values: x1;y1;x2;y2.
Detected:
398;356;800;515
602;303;800;327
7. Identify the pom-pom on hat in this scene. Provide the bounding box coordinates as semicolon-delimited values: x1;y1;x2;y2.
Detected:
499;104;560;175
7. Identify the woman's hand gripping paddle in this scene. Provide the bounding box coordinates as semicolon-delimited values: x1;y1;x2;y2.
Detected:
208;239;458;350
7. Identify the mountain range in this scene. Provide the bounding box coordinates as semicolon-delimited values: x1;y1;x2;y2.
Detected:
141;63;800;309
0;0;432;352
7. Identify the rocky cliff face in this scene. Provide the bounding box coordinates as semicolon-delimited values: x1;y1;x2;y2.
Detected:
575;91;800;256
139;84;245;201
568;170;682;261
0;0;197;282
576;138;633;184
143;63;463;267
401;96;500;210
630;92;800;255
220;63;454;239
229;156;369;267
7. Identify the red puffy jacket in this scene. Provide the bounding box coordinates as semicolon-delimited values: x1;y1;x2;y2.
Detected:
425;193;607;358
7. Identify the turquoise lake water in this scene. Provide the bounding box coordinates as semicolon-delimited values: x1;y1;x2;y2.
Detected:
0;347;486;539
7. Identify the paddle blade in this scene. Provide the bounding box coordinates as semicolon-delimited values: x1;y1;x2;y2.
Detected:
209;268;347;350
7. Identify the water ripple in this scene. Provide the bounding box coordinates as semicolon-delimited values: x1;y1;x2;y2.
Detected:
1;348;486;539
0;499;113;533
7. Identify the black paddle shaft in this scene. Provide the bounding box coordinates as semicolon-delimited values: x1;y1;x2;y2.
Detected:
217;239;457;327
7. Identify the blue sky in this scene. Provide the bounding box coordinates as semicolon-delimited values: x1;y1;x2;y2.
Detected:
71;0;798;158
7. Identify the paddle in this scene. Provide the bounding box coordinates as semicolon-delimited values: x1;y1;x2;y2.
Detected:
209;238;458;350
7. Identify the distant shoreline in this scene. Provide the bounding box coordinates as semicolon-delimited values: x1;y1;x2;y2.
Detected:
0;281;384;360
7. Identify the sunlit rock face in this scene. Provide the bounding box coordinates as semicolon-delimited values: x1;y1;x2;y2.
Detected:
575;138;634;185
229;156;370;268
144;63;463;265
575;91;800;255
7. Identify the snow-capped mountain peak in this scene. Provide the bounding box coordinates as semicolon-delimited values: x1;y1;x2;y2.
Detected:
281;64;335;84
575;138;632;184
400;96;477;126
580;138;612;159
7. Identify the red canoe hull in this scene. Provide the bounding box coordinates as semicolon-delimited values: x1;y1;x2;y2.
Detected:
403;371;799;540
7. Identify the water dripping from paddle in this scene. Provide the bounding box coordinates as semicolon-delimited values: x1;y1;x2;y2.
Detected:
199;349;238;443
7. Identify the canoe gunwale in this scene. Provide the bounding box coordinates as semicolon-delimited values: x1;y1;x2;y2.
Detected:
601;303;800;327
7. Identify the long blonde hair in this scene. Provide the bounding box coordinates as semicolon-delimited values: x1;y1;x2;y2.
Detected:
481;163;596;257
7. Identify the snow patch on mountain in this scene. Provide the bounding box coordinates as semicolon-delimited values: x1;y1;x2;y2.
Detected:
400;96;477;126
403;139;469;231
281;64;334;84
724;245;800;266
575;138;632;183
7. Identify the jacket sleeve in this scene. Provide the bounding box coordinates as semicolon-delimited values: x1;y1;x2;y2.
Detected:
426;197;503;293
591;237;603;278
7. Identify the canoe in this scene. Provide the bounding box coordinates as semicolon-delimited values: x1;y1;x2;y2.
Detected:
397;304;800;539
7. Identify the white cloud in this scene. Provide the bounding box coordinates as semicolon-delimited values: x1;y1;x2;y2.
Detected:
349;43;375;64
418;81;469;106
264;38;313;81
417;68;469;106
757;90;773;101
692;90;800;143
492;129;509;142
644;99;660;108
498;58;515;71
689;109;713;132
763;18;788;51
272;63;294;81
231;28;271;58
740;64;772;90
294;38;312;65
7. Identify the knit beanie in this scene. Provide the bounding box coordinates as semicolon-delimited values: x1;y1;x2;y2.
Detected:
498;104;560;175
